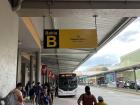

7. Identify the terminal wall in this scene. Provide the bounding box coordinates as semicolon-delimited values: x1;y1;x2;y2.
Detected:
0;0;18;97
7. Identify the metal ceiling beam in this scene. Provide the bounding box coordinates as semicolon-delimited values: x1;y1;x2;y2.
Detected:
59;70;74;72
21;0;140;9
59;60;80;64
59;66;75;69
42;56;82;62
57;48;91;52
48;67;75;71
46;63;76;67
42;61;57;65
47;65;59;67
48;66;76;69
47;67;76;72
71;48;94;52
42;56;82;61
42;58;57;62
41;52;93;55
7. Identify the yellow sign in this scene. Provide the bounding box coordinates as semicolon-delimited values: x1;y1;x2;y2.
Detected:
44;29;97;48
59;29;97;48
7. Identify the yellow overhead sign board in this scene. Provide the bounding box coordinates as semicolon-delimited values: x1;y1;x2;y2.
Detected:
44;29;97;48
59;29;97;48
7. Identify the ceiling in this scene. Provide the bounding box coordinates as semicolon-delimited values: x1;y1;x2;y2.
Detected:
16;0;139;74
19;0;140;10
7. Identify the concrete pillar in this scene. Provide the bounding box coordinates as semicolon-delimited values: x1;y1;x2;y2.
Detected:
35;51;41;83
33;66;35;82
0;0;19;97
114;72;117;87
25;66;29;85
45;70;48;83
133;68;138;91
30;55;34;83
42;75;45;84
21;63;26;86
16;49;22;83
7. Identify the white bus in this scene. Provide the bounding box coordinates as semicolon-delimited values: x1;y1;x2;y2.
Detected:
58;73;78;96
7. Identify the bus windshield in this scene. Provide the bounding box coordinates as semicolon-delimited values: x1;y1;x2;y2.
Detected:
59;74;77;91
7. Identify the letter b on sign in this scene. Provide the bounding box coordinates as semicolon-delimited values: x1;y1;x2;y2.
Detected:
44;30;59;48
47;36;56;47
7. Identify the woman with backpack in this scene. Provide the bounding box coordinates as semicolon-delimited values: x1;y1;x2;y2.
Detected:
41;86;52;105
77;86;97;105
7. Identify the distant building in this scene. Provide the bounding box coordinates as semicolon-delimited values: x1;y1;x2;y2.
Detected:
120;48;140;80
121;48;140;67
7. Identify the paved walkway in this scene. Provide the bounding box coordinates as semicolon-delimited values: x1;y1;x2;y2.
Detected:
97;86;140;95
25;86;140;105
25;97;59;105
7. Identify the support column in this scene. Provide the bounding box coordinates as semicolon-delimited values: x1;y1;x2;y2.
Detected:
25;65;29;85
35;51;41;84
0;0;19;97
16;49;22;83
45;70;48;83
30;55;33;83
114;72;117;88
21;63;26;86
133;68;138;91
42;75;45;84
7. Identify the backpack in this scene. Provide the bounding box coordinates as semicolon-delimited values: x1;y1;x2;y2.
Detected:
44;96;49;105
5;91;18;105
29;88;35;96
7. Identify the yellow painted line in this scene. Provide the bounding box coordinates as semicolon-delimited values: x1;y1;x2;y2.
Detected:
22;17;41;48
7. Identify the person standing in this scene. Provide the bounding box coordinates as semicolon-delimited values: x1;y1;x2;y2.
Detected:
77;86;97;105
55;84;58;97
25;81;31;98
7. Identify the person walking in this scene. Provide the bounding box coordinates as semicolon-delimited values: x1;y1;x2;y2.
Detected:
35;82;42;105
29;85;36;105
97;96;107;105
77;86;97;105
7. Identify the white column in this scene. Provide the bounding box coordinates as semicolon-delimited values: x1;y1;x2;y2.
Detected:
35;51;41;83
0;0;19;97
16;49;22;83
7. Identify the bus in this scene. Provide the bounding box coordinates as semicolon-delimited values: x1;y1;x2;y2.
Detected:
58;72;78;96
